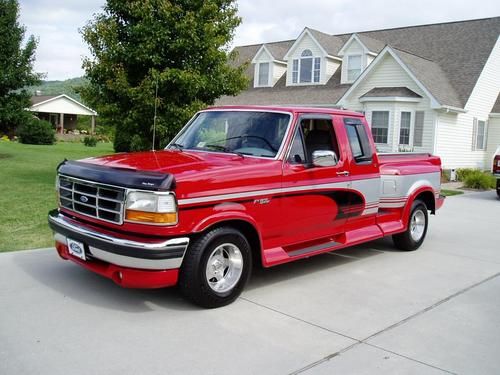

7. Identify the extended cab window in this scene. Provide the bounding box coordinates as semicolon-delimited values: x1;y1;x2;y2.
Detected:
171;111;290;158
344;118;373;163
288;117;340;164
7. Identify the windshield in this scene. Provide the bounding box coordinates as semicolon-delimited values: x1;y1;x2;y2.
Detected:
168;111;291;158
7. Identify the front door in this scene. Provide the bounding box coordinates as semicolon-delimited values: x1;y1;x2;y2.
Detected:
280;114;351;247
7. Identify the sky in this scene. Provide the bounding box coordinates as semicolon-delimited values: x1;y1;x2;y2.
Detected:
18;0;500;81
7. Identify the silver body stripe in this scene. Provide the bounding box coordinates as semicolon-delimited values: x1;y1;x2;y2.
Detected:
177;172;440;214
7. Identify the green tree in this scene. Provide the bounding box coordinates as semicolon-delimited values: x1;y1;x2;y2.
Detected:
0;0;41;136
80;0;248;152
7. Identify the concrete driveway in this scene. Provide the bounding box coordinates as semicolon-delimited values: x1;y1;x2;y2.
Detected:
1;191;499;375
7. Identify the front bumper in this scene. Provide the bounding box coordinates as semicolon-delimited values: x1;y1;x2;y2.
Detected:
48;210;190;288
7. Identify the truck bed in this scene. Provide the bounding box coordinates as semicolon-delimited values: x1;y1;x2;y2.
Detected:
378;153;442;176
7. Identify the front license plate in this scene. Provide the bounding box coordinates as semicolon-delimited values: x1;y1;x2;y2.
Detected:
67;238;86;261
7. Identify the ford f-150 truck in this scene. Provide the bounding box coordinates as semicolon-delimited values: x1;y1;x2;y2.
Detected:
48;106;445;307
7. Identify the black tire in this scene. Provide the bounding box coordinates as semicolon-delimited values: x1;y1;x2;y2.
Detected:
179;227;252;308
392;200;428;251
496;180;500;199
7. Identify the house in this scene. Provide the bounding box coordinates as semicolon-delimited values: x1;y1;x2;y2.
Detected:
29;94;97;134
218;17;500;170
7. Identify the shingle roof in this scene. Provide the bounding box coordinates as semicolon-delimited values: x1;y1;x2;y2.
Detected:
30;95;58;105
217;69;350;106
360;87;422;98
307;28;346;56
392;48;462;108
266;40;295;61
223;17;500;108
492;93;500;114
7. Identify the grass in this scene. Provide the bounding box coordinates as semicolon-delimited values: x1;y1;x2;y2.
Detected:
441;189;464;197
0;141;114;252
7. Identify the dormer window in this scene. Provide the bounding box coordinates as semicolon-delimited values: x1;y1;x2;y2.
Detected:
347;55;362;82
292;49;321;84
257;62;270;86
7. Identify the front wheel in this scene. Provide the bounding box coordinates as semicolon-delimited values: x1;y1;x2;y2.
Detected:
392;200;428;251
179;227;252;308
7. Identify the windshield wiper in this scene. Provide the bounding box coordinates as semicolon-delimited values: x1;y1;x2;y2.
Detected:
169;143;185;151
204;144;245;157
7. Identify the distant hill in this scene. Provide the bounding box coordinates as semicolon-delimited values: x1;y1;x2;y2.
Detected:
27;77;88;103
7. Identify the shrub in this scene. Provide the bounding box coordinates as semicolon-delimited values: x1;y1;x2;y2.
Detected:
18;119;55;145
83;135;98;147
455;168;476;182
463;170;496;190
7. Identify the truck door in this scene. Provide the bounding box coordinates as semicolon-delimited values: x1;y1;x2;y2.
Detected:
280;114;351;246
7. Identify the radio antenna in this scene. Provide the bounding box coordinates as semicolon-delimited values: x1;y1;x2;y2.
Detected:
152;78;159;151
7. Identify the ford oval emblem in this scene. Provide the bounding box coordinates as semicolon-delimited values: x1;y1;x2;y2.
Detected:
80;195;89;203
70;242;82;254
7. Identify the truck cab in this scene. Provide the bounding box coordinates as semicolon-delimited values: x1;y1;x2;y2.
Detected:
49;106;444;307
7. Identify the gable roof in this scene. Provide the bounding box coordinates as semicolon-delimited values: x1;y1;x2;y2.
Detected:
29;94;97;116
30;95;58;105
360;87;422;98
227;17;500;108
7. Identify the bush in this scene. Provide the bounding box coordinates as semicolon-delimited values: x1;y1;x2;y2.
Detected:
456;168;476;182
463;170;496;190
83;136;98;147
18;119;55;145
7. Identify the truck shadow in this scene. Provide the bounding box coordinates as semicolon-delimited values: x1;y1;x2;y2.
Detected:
13;238;396;312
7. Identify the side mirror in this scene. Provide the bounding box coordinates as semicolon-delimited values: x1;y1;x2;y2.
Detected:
312;150;338;167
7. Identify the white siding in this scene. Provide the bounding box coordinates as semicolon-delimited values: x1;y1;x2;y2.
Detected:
436;37;500;169
272;63;287;85
325;57;340;82
341;53;436;153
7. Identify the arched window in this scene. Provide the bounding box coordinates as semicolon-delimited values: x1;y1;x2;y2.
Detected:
292;49;321;84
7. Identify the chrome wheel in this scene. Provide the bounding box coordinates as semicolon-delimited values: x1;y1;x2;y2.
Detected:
410;209;426;242
205;243;244;293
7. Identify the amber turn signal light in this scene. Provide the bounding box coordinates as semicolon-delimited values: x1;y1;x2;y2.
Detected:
125;210;177;224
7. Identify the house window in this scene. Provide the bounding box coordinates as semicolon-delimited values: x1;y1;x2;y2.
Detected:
347;55;362;81
292;49;321;84
258;62;270;86
371;111;389;144
473;119;487;150
399;112;411;145
292;59;299;83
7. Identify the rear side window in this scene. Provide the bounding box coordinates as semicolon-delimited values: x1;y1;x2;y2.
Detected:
344;118;373;163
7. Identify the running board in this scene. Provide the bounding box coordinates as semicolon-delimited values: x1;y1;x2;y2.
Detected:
287;240;342;257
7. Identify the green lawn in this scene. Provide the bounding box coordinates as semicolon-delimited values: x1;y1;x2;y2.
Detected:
441;189;464;197
0;141;114;252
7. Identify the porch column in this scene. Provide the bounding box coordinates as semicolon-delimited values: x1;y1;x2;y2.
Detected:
59;113;65;134
91;115;96;135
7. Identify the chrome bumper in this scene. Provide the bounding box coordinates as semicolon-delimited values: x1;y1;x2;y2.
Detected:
48;210;189;270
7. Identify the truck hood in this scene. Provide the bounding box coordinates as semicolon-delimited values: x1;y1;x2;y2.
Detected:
75;150;281;197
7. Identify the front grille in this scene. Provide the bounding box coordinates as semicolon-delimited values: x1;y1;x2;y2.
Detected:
58;175;125;224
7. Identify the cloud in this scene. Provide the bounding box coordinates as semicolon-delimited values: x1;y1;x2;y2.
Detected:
17;0;500;80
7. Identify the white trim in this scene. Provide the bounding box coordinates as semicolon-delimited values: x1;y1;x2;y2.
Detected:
337;46;441;108
29;94;98;116
283;28;329;60
489;113;500;118
254;61;272;88
251;45;274;64
438;105;467;114
359;96;422;103
338;34;369;56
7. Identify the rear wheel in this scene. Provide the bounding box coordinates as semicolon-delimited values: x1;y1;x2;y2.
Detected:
392;200;428;251
179;227;252;308
496;180;500;199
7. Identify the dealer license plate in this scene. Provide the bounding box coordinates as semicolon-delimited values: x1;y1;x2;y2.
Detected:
67;238;86;261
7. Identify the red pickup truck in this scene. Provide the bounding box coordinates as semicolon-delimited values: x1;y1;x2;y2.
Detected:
48;106;444;307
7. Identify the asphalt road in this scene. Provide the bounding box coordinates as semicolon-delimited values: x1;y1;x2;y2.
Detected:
1;191;499;375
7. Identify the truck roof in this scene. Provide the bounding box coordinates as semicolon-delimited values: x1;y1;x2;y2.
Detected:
206;105;364;117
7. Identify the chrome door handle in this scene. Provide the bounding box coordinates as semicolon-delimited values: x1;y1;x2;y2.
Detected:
336;171;349;176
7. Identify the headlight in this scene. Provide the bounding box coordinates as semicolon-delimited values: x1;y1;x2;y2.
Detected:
125;191;177;225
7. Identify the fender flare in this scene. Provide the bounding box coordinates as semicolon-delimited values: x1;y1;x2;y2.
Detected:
401;185;435;227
